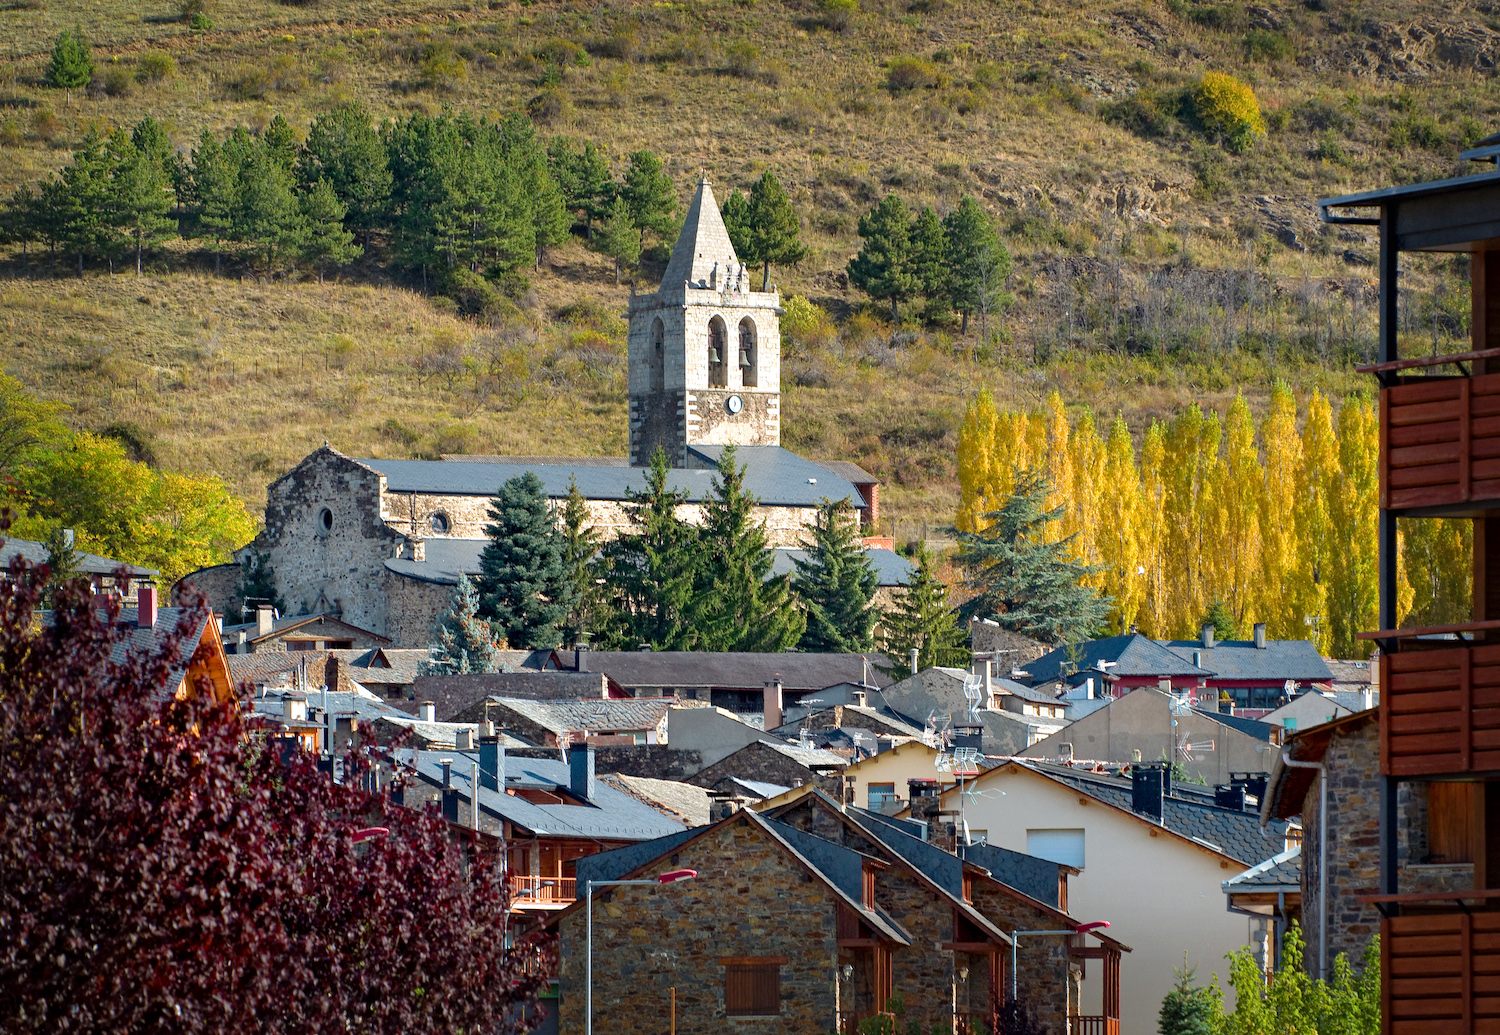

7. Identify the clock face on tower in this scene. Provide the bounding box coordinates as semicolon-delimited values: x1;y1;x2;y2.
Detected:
726;395;743;414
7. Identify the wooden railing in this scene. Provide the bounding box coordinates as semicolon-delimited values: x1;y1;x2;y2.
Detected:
1380;372;1500;512
1379;644;1500;776
1384;903;1500;1034
509;875;576;905
1067;1016;1119;1035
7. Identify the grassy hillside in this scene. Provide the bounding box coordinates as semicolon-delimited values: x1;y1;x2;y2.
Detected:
0;0;1492;539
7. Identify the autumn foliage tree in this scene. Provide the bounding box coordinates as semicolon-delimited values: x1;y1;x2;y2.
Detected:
0;555;553;1034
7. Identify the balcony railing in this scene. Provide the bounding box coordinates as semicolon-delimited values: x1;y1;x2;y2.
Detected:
1067;1016;1119;1035
1376;641;1500;776
1376;366;1500;512
1376;893;1500;1034
509;875;576;906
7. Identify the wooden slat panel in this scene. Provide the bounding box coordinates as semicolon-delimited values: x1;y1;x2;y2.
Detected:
1391;976;1462;996
1391;649;1469;672
1390;421;1462;447
1474;394;1500;417
1390;461;1461;488
1475;478;1500;499
1391;380;1465;404
1389;667;1463;692
1392;754;1469;776
1392;999;1464;1018
1389;711;1463;734
1390;955;1463;976
1390;485;1464;509
1391;914;1465;935
1388;688;1463;713
1475;414;1500;436
1477;457;1500;480
1470;372;1500;396
1473;435;1500;459
1393;1021;1466;1035
1389;933;1464;954
1390;731;1465;755
1390;399;1465;425
1391;442;1462;467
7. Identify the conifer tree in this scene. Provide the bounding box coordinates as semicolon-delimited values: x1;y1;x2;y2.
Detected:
427;573;505;674
909;205;948;323
56;127;117;275
235;142;309;273
621;149;676;247
1157;962;1220;1035
105;129;173;275
942;196;1011;337
793;499;881;653
948;469;1111;644
300;102;392;245
848;194;919;324
45;29;94;101
299;177;362;282
597;447;700;650
745;170;806;291
186;129;238;275
261;115;300;172
720;188;752;261
880;543;968;673
692;445;805;652
558;476;601;647
1200;598;1240;641
598;194;640;285
547;137;614;236
475;471;575;649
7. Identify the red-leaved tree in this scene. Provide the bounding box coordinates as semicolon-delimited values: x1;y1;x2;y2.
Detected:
0;550;554;1034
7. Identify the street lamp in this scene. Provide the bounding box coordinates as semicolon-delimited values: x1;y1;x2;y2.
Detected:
1009;921;1109;1004
586;868;698;1035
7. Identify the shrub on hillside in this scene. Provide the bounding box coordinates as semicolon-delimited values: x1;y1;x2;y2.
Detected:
885;56;942;93
135;51;177;83
418;42;468;90
821;0;859;33
1192;70;1265;152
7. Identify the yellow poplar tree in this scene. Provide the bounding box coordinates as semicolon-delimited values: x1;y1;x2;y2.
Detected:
1138;421;1170;638
1327;395;1379;657
1219;393;1264;628
1294;393;1339;654
955;388;1000;532
1100;416;1145;632
1259;382;1303;639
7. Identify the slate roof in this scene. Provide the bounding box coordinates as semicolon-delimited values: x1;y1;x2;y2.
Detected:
403;748;686;840
1021;761;1292;865
409;672;611;721
333;648;431;685
486;696;673;735
575;829;701;886
728;777;793;798
1193;708;1276;742
1222;846;1301;891
957;841;1065;909
770;547;912;587
759;740;849;769
354;446;865;511
221;612;390;645
1024;634;1210;685
599;774;711;827
993;678;1065;706
1160;638;1333;683
373;716;529;749
3;536;157;579
230;651;325;690
769;706;926;740
571;651;896;691
100;607;216;700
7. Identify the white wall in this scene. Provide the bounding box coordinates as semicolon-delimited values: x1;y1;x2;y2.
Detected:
941;766;1263;1031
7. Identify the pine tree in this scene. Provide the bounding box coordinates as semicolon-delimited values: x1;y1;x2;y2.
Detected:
475;471;575;649
46;29;94;101
720;188;753;261
187;129;238;275
745;170;806;291
299;177;362;282
794;499;881;653
558;476;601;647
235;143;309;273
1157;961;1220;1035
880;543;968;673
598;194;640;285
847;194;919;324
621;149;676;247
909;205;948;323
41;526;83;608
692;445;805;652
1200;598;1240;641
56;127;118;275
547;137;613;236
426;573;505;674
106;129;173;276
597;447;701;650
260;115;300;172
300;102;392;245
942;196;1011;337
948;469;1112;644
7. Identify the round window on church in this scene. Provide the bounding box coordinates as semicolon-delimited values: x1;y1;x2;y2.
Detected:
318;507;333;533
431;512;451;534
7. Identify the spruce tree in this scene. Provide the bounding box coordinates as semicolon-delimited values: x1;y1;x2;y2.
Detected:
621;149;676;248
547;137;614;236
1200;597;1241;641
41;526;83;608
475;471;575;649
46;29;94;101
847;194;919;325
745;171;807;291
598;194;640;285
1158;962;1220;1035
597;447;700;650
106;129;173;275
947;469;1112;644
558;476;602;647
235;143;309;273
299;102;392;246
942;195;1011;337
426;573;505;675
693;445;805;652
299;177;362;283
880;543;968;673
793;499;881;653
186;129;238;275
910;204;948;324
720;188;753;262
261;115;300;172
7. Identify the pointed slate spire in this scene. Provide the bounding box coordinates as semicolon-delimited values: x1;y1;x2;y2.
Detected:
658;177;741;293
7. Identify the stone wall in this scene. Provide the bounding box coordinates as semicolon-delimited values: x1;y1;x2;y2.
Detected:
687;389;780;449
685;742;843;795
382;570;451;646
173;562;240;613
968;883;1078;1035
555;815;840;1035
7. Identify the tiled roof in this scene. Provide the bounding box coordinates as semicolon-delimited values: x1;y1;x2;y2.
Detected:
409;672;611;721
1024;634;1211;685
958;841;1065;909
729;777;793;798
3;536;157;579
220;612;389;645
759;740;849;769
599;774;711;827
1023;761;1292;866
1160;638;1334;683
1193;708;1276;741
102;607;214;699
571;651;896;691
769;547;912;587
486;696;673;735
994;678;1065;706
1223;846;1301;890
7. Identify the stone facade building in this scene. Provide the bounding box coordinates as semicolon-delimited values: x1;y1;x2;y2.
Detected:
178;178;904;646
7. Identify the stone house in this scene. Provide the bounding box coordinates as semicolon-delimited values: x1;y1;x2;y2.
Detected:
220;607;390;654
3;533;157;602
1260;709;1468;981
684;739;848;798
177;177;901;645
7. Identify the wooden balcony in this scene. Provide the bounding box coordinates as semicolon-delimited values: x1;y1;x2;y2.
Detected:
509;875;576;907
1067;1017;1119;1035
1380;369;1500;514
1376;640;1500;776
1382;896;1500;1035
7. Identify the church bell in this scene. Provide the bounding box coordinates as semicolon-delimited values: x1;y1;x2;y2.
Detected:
708;344;722;365
738;347;752;368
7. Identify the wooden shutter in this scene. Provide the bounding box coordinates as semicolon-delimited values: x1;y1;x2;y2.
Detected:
1428;781;1476;863
722;958;784;1016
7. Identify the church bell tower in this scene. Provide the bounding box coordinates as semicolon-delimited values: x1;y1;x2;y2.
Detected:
627;177;782;467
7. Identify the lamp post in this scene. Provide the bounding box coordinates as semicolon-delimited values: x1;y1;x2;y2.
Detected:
586;868;697;1035
1008;921;1109;1004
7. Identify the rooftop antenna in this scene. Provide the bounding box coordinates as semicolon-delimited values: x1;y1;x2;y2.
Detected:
962;673;984;722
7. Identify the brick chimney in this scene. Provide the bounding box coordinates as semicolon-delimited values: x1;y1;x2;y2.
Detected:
136;585;158;629
763;679;783;731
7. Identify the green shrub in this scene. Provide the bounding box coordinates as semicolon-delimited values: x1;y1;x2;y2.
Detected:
1314;129;1345;163
94;63;134;98
534;37;585;67
885;56;941;93
135;51;177;83
1193;70;1266;152
821;0;859;32
419;42;468;90
189;11;214;31
1243;29;1292;61
723;41;762;79
1102;87;1186;138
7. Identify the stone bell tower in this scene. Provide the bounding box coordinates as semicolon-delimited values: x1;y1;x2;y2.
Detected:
627;177;782;467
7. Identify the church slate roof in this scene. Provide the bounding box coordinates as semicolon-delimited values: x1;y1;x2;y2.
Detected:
657;178;743;293
770;546;911;587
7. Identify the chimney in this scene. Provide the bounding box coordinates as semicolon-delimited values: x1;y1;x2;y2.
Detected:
1215;784;1247;811
1253;622;1267;649
1131;764;1166;824
569;745;596;801
282;693;307;722
479;735;505;791
441;757;459;825
62;528;74;549
419;701;436;723
455;728;473;751
1193;650;1202;669
909;647;920;675
1200;623;1216;649
983;659;994;709
576;647;586;671
257;605;275;639
1158;677;1172;693
479;720;495;738
851;689;867;708
763;679;783;731
136;585;158;629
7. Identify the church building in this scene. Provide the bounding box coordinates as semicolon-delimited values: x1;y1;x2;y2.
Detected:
179;179;905;645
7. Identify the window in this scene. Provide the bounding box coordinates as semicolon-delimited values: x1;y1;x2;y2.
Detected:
650;318;665;391
867;782;897;810
738;318;757;387
318;507;333;533
430;512;450;534
1026;828;1085;869
722;957;783;1016
1426;782;1475;864
708;317;728;388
